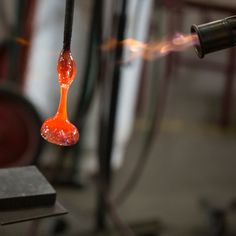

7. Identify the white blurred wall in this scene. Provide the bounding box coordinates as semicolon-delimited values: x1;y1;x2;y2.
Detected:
82;0;153;173
113;0;153;168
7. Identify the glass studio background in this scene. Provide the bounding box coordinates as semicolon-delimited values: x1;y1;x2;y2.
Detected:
0;0;236;235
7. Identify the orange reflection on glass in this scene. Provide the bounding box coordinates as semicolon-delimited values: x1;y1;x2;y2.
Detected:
40;49;79;146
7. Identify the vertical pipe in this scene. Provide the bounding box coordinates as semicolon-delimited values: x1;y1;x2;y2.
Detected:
8;0;26;83
18;0;37;89
96;0;128;231
221;48;235;127
96;0;107;230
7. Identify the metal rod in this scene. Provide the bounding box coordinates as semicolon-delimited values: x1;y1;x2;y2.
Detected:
105;0;127;185
221;48;236;127
63;0;75;50
96;0;128;231
96;0;111;230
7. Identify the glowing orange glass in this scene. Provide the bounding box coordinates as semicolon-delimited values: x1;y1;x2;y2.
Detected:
40;49;79;146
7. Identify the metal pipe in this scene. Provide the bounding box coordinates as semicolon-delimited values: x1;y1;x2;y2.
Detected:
191;15;236;58
63;0;75;51
96;0;128;231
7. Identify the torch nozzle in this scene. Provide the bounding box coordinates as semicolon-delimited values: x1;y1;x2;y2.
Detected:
191;15;236;58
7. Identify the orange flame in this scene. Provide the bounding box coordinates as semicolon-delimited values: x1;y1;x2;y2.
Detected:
101;33;199;61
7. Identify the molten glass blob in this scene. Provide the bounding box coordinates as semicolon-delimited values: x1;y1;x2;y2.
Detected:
40;50;79;146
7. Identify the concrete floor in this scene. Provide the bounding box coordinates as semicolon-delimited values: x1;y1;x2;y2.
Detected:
117;63;236;235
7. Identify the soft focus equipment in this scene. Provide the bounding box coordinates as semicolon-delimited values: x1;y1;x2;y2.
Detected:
191;16;236;58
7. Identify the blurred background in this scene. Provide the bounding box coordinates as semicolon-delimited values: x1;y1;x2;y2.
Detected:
0;0;236;235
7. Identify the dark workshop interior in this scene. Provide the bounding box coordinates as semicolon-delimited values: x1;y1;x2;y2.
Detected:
0;0;236;235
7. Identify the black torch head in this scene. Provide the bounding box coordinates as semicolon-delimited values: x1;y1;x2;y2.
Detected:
191;16;236;58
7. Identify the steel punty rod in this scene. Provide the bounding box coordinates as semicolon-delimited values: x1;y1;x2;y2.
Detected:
63;0;75;51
